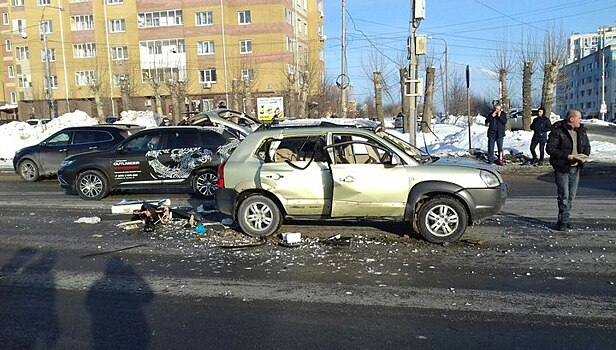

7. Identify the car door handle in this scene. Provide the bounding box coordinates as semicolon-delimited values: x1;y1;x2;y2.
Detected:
58;149;67;152
265;173;283;180
89;146;98;150
340;176;355;183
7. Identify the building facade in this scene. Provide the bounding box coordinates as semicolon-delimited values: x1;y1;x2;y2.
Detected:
556;44;615;121
0;0;325;120
567;23;616;64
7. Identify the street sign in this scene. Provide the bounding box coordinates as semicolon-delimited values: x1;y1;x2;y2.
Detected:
600;103;607;114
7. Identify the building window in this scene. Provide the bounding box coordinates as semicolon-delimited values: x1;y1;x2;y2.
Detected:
13;18;26;33
286;36;293;51
106;0;123;4
197;41;215;55
141;67;182;82
75;70;96;86
111;46;128;60
71;15;94;31
112;74;128;87
2;12;9;25
241;68;254;81
18;73;32;88
13;0;24;6
139;39;185;55
73;43;96;58
8;65;15;78
199;69;217;83
5;39;11;52
38;0;51;6
238;10;251;25
16;46;29;60
109;19;126;32
137;10;183;28
45;75;58;89
10;92;17;104
288;64;295;74
39;20;53;34
239;39;252;54
41;48;56;62
285;8;293;25
195;11;213;26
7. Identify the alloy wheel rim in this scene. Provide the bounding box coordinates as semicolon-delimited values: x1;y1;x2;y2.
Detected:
21;163;36;180
245;202;273;231
80;174;103;198
425;204;459;237
197;172;218;196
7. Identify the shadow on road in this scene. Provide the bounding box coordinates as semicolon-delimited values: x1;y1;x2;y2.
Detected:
0;248;60;349
86;256;154;350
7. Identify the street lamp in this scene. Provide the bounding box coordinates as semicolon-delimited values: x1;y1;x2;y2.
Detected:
428;36;448;116
40;4;64;119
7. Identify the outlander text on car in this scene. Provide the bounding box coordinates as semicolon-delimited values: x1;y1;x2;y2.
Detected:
58;126;239;200
216;123;507;243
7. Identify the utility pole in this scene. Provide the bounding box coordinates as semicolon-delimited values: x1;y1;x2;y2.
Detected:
340;0;348;117
407;0;425;145
40;21;56;119
600;26;607;121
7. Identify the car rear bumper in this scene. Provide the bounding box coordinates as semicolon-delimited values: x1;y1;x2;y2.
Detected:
215;188;238;216
464;183;508;221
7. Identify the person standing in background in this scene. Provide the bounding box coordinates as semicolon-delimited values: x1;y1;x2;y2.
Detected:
529;107;551;166
546;109;591;232
485;104;507;165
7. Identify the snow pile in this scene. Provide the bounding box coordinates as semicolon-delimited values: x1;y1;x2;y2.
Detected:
117;110;160;128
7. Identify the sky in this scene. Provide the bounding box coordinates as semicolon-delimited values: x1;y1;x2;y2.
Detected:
2;111;615;170
322;0;616;111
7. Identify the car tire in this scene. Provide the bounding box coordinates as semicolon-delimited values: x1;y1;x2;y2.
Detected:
193;169;218;198
237;195;282;237
416;196;468;243
76;170;109;200
19;159;39;182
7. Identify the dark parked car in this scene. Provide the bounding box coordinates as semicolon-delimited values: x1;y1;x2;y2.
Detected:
57;126;240;200
13;124;144;182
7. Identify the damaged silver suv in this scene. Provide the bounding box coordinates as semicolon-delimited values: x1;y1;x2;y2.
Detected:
216;123;507;243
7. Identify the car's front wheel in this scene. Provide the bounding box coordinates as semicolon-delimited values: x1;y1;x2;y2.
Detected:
193;169;218;198
19;160;39;182
237;195;282;237
417;196;468;243
76;170;109;200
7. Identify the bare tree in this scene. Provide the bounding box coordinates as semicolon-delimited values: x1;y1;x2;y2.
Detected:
421;66;435;133
520;32;539;130
164;64;191;124
113;61;142;112
88;71;106;122
489;37;514;123
361;49;391;124
540;29;567;117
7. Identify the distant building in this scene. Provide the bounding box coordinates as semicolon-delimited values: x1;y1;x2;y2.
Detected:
567;23;616;64
0;0;325;119
557;24;616;121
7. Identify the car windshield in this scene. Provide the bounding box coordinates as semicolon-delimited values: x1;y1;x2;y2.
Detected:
380;132;433;162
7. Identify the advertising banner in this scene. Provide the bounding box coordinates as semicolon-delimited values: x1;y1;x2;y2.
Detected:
257;97;284;121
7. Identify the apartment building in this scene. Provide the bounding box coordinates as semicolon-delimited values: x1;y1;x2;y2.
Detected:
0;0;325;120
567;23;616;64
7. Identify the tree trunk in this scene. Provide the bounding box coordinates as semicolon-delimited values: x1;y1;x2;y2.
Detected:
522;61;533;131
421;66;435;133
399;67;409;131
541;61;559;117
94;93;104;123
499;69;510;115
374;71;384;125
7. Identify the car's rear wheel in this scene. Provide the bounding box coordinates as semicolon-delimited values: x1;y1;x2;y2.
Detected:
76;170;109;200
237;195;282;237
19;160;39;182
193;169;218;198
417;196;468;243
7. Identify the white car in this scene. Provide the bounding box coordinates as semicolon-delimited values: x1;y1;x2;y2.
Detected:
25;118;51;128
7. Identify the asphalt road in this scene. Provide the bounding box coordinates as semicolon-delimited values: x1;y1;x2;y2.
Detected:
1;173;615;349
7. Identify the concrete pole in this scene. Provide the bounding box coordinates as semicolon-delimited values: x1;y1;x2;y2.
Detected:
41;22;56;119
341;0;347;117
600;26;606;121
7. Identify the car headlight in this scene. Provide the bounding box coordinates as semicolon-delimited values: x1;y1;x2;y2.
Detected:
480;170;500;187
59;159;75;168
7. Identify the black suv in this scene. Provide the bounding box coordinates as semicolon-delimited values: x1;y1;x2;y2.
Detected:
57;126;239;200
13;124;143;181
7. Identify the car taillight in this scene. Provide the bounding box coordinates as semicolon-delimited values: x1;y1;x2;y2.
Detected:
217;160;226;188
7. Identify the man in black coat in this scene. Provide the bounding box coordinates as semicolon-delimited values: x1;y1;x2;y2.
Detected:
529;107;551;165
485;104;507;164
546;109;591;232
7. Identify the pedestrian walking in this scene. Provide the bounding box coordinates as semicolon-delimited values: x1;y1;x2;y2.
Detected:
160;117;172;126
178;115;191;126
529;107;551;166
545;109;591;232
485;104;507;165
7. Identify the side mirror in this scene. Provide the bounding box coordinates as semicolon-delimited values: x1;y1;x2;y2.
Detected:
390;153;400;166
117;145;126;154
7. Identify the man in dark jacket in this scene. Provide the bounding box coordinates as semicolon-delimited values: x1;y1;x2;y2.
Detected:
485;104;507;164
529;107;551;165
546;109;591;231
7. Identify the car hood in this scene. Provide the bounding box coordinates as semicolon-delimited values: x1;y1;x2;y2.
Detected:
431;157;495;172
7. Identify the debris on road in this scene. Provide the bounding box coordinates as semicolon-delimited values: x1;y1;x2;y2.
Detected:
111;198;171;214
74;217;101;224
80;243;147;258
